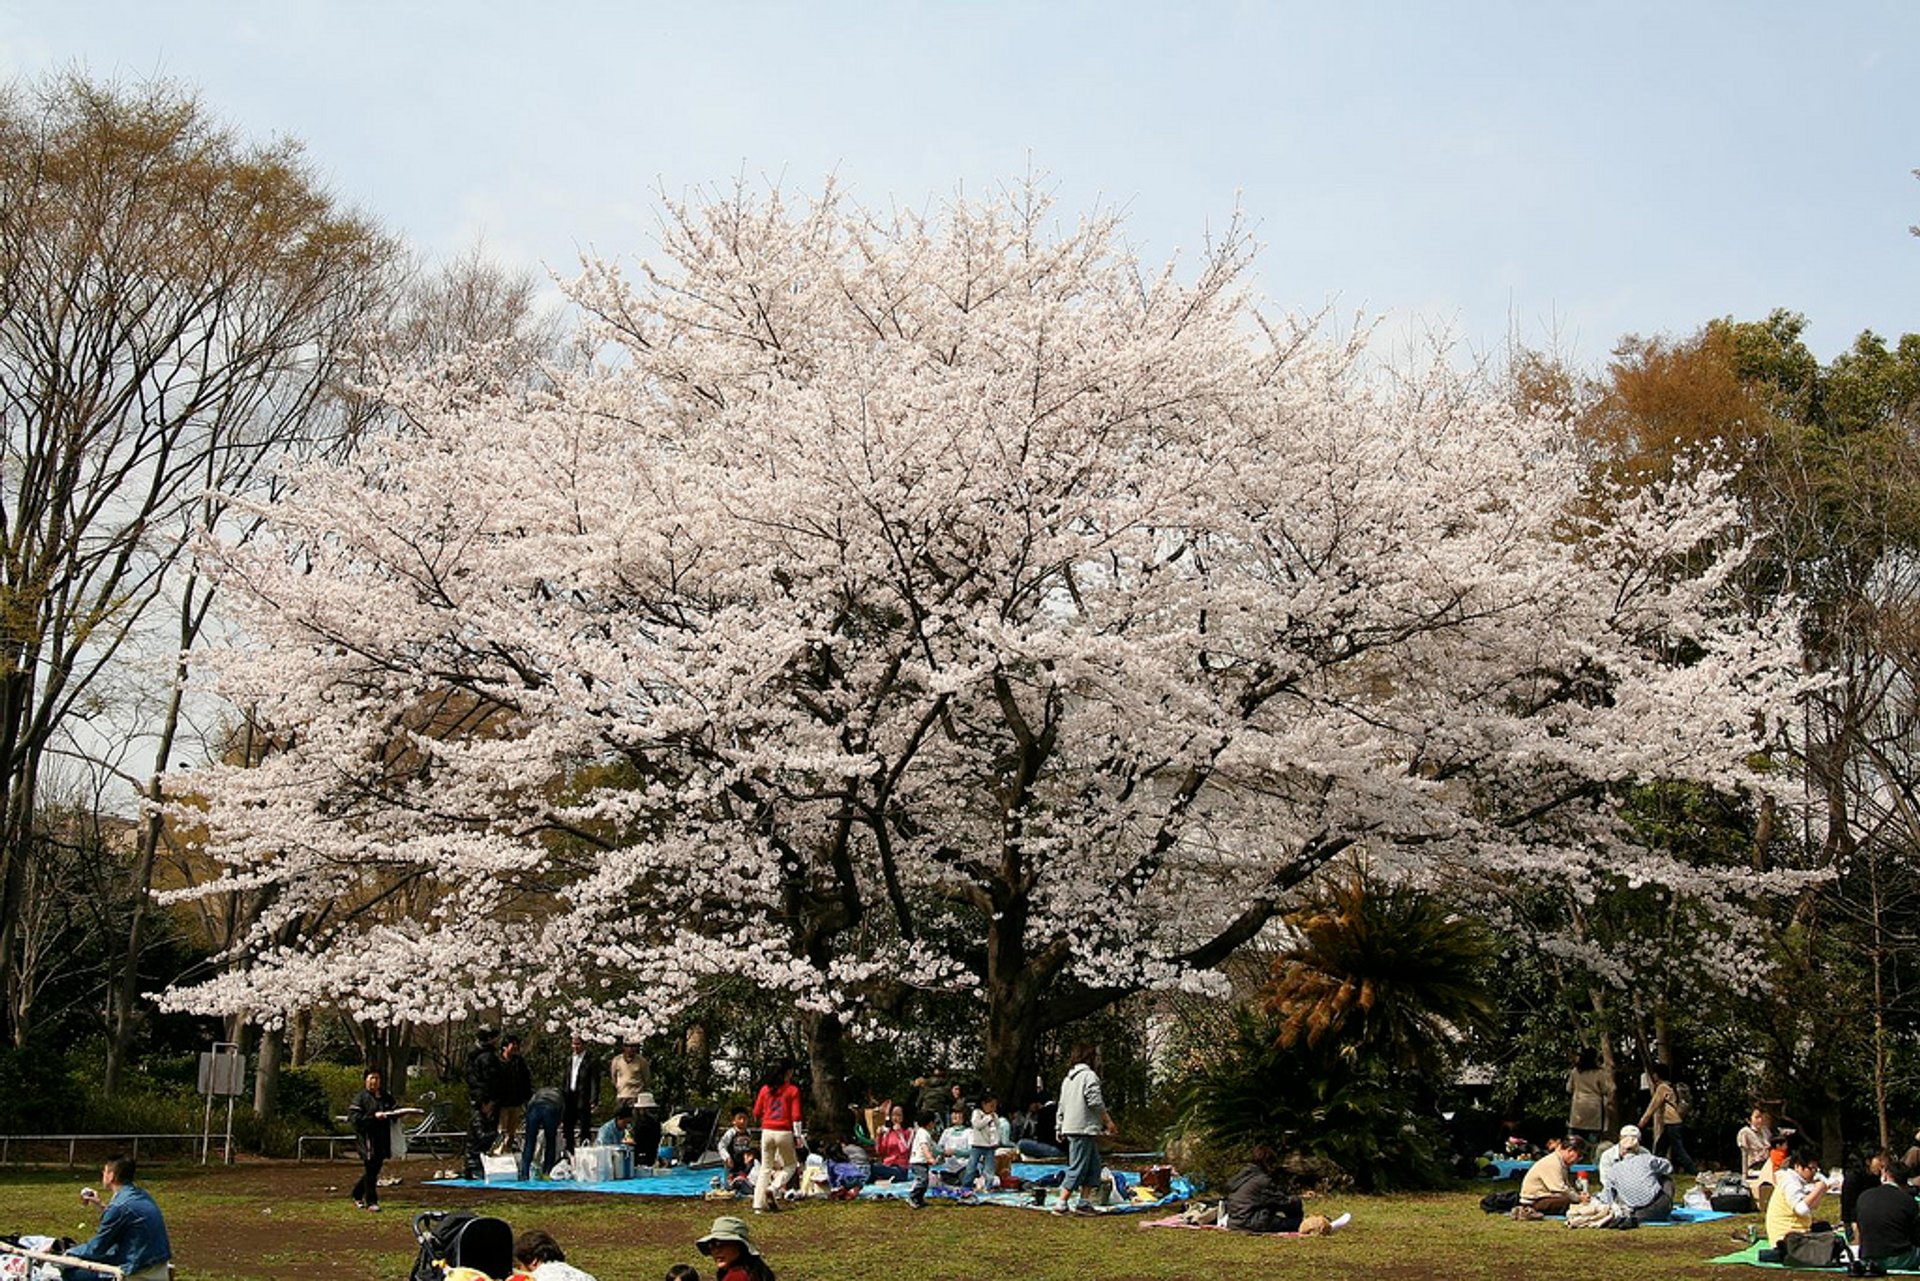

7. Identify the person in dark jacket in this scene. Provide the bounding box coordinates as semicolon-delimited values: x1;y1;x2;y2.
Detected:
463;1025;503;1179
630;1092;664;1168
348;1067;397;1209
1854;1158;1920;1269
561;1033;600;1152
1223;1144;1304;1233
494;1032;535;1154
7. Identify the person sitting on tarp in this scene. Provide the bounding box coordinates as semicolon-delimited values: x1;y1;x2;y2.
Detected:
66;1155;171;1281
1594;1127;1673;1222
513;1230;598;1281
1010;1099;1063;1161
630;1093;664;1168
1759;1142;1832;1263
870;1104;912;1182
1518;1136;1586;1217
718;1109;761;1191
1222;1144;1305;1233
595;1102;634;1149
1855;1157;1920;1270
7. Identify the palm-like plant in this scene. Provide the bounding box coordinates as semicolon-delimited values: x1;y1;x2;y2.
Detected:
1263;871;1497;1078
1176;873;1497;1189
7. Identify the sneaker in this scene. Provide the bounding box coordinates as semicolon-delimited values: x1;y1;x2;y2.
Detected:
366;1204;381;1213
352;1201;365;1210
1049;1203;1070;1216
1072;1203;1100;1216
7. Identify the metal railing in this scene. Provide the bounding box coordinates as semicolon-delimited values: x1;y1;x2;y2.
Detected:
295;1129;465;1160
0;1132;217;1166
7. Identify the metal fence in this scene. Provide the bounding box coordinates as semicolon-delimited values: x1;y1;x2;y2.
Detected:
0;1133;220;1166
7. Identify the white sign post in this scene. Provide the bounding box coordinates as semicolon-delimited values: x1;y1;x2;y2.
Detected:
196;1041;245;1165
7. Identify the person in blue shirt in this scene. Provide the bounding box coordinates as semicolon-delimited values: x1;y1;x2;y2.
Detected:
67;1155;171;1281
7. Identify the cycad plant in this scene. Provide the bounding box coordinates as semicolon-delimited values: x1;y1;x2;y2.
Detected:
1178;871;1495;1190
1264;871;1497;1078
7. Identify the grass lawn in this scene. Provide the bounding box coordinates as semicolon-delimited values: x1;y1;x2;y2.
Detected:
0;1160;1754;1280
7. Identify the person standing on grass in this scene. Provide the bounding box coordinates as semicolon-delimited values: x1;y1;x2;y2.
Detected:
494;1032;534;1155
1566;1047;1613;1145
348;1066;398;1210
1639;1062;1697;1175
962;1093;1001;1190
610;1039;652;1113
907;1108;937;1209
66;1155;170;1281
1052;1042;1118;1215
561;1033;600;1153
752;1059;804;1213
463;1025;503;1179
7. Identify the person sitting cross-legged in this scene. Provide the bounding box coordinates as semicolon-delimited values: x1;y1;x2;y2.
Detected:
1855;1157;1920;1270
1592;1126;1674;1224
65;1155;171;1281
1517;1135;1587;1218
1759;1142;1833;1262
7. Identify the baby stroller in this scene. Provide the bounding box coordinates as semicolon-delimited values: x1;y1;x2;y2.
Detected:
410;1212;513;1281
667;1107;720;1166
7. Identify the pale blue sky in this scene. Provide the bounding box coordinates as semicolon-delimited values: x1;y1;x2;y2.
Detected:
4;0;1915;361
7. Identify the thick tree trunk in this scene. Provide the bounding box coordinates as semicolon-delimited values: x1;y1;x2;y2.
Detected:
802;1007;850;1138
1587;986;1620;1131
254;1025;283;1121
984;991;1043;1110
684;1021;711;1099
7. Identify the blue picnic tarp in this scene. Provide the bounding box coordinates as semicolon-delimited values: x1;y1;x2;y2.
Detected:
426;1160;1192;1213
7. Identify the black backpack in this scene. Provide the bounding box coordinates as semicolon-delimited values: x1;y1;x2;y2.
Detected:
1480;1190;1520;1214
410;1211;514;1281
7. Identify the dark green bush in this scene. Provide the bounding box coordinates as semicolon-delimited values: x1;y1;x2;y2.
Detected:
0;1040;84;1130
1177;1006;1453;1193
275;1067;332;1125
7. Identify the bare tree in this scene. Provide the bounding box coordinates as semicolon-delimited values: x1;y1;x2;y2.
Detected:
0;72;400;1057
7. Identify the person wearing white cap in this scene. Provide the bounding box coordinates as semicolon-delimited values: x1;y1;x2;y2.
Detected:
1594;1124;1674;1223
1596;1124;1637;1191
694;1214;776;1281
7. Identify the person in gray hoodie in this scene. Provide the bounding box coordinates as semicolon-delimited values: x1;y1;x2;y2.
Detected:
1051;1042;1118;1214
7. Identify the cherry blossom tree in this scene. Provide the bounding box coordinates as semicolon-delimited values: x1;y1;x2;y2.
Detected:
161;183;1805;1112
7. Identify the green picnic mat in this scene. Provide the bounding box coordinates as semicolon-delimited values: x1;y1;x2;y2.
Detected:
1708;1240;1920;1271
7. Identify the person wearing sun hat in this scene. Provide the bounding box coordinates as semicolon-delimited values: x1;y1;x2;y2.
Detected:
693;1216;775;1281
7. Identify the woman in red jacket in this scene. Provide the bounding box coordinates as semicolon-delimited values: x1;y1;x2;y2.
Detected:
751;1059;804;1213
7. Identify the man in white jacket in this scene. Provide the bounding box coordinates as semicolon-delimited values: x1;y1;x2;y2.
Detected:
1053;1043;1119;1215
